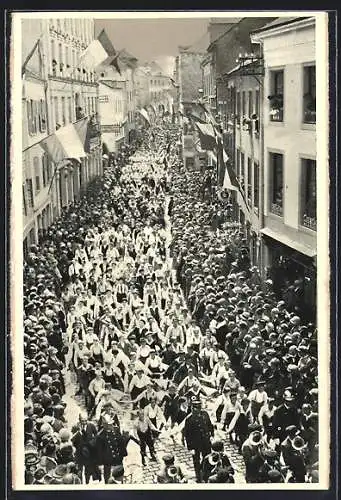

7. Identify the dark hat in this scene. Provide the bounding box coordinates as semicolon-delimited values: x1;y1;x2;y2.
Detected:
291;436;306;451
25;453;40;466
248;422;262;432
162;453;175;465
111;464;125;478
268;469;282;482
191;397;201;406
211;440;224;452
285;425;298;438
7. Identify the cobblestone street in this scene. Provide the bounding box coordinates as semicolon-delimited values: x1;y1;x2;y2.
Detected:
63;369;246;484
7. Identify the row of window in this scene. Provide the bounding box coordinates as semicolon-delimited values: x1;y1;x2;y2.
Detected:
53;94;97;129
26;100;47;136
150;79;167;87
236;150;260;209
23;154;53;215
235;150;316;230
269;153;316;230
235;88;260;120
268;65;316;124
50;40;96;81
49;18;93;45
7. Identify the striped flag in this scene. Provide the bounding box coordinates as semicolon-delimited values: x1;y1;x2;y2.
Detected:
79;29;121;74
195;122;217;151
40;122;87;163
138;108;151;125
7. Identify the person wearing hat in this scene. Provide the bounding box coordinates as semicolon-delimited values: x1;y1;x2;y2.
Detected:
128;369;151;409
132;408;158;466
272;389;300;443
107;464;125;484
200;440;234;483
241;428;265;483
95;412;127;483
183;397;214;482
208;466;235;483
71;412;100;484
247;380;268;420
155;453;188;484
25;452;40;484
284;435;308;483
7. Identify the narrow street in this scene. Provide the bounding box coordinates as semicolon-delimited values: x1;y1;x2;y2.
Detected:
61;175;246;484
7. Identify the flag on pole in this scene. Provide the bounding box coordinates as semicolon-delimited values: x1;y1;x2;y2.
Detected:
138;108;151;125
79;29;121;74
195;122;217;151
40;122;88;163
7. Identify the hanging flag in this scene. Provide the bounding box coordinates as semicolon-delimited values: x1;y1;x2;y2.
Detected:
195;122;217;151
79;29;121;74
138;108;151;125
224;158;251;213
198;102;220;130
73;116;92;153
40;122;87;163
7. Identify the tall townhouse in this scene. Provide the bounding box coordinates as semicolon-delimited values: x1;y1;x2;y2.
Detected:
44;17;102;214
252;17;318;319
22;19;51;253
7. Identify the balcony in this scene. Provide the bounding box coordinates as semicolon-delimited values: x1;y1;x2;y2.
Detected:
301;214;317;231
268;94;284;122
270;203;283;217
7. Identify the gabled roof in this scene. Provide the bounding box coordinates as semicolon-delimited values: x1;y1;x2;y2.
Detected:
100;80;125;90
252;16;310;33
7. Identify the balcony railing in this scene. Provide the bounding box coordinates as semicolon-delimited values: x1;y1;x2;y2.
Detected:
302;214;317;231
270;203;283;216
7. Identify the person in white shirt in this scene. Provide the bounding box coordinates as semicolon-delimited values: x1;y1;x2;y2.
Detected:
223;369;241;393
199;340;214;376
248;381;268;420
88;370;106;411
219;392;242;440
209;343;229;371
144;397;166;437
211;358;231;390
105;342;130;375
129;369;151;408
165;318;185;346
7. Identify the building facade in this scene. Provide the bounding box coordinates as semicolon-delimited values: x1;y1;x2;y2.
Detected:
22;19;51;252
44;18;101;215
98;66;127;153
22;17;102;253
224;63;263;267
252;17;317;318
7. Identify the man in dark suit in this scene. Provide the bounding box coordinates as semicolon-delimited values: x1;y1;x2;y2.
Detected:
71;413;100;484
95;413;127;484
272;389;300;442
184;398;214;482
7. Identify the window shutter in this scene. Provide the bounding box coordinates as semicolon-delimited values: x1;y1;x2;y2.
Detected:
27;100;32;135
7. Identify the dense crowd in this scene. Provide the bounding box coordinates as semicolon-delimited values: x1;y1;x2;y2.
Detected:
22;120;319;486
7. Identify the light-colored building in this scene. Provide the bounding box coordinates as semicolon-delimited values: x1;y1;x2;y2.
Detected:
252;16;317;316
98;66;126;153
45;18;101;214
224;61;263;267
22;19;52;252
22;17;102;252
98;50;139;152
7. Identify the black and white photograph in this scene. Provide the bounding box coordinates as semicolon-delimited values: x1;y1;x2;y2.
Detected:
9;11;330;490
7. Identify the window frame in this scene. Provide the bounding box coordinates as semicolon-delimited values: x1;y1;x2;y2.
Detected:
300;156;317;231
253;161;259;209
302;64;316;124
269;151;284;217
269;68;284;122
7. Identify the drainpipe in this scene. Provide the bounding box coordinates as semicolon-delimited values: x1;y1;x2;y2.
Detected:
258;40;266;278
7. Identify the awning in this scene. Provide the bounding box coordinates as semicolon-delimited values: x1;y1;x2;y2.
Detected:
260;227;317;258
